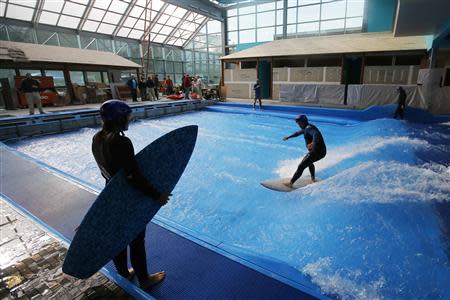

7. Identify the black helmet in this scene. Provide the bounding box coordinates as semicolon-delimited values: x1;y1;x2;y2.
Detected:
295;114;308;124
100;100;131;122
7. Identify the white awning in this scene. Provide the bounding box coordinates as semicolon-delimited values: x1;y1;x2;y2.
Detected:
221;32;428;61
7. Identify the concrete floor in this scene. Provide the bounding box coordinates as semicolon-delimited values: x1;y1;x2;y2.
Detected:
0;199;132;300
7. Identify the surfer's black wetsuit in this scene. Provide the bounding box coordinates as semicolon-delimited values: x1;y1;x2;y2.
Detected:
92;130;161;281
287;123;326;184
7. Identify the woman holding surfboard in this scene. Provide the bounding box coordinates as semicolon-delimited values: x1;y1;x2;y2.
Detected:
92;100;169;289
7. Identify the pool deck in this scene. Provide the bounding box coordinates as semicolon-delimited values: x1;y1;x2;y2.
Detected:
0;141;319;299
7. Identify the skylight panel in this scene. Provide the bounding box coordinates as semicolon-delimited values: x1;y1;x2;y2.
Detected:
186;13;195;22
134;19;145;30
165;16;180;27
62;1;86;17
42;0;63;13
83;20;100;31
94;0;111;10
129;6;143;18
173;7;187;17
151;23;162;33
103;11;122;24
58;15;81;28
184;22;196;32
71;0;89;4
0;2;6;17
165;4;176;13
159;25;173;35
38;11;59;25
123;17;137;27
10;0;36;8
173;39;183;46
117;27;131;37
6;4;34;21
88;8;106;20
158;13;169;24
152;34;166;43
109;0;128;14
135;0;146;8
97;22;115;34
152;0;164;11
128;29;143;39
195;15;206;24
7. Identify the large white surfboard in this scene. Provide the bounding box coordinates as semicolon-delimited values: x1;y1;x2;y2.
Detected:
261;177;320;192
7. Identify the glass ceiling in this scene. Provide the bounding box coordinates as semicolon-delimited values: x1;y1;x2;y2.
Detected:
0;0;211;47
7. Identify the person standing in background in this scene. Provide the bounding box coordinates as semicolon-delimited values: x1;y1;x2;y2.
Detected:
182;74;192;100
153;75;160;101
21;73;45;115
146;76;156;101
165;76;174;95
138;76;147;101
127;75;138;102
394;86;407;119
253;79;262;109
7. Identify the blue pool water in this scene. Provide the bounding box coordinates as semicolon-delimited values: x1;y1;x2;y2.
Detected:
8;105;450;299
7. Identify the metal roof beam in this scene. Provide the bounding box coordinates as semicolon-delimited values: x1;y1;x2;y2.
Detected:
32;0;45;26
163;0;223;22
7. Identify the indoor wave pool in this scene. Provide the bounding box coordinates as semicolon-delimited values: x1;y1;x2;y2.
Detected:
7;105;450;299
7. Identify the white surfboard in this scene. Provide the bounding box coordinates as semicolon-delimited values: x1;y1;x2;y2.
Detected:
261;177;320;192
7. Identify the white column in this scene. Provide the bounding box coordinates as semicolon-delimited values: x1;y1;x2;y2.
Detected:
407;65;414;84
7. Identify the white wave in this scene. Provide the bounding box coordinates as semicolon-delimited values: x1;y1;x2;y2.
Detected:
303;257;385;300
302;161;450;204
275;136;429;178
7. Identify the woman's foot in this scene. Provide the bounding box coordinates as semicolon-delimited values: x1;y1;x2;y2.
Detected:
139;271;166;290
126;268;135;280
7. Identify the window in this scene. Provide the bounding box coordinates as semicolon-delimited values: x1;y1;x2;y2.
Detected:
298;4;320;23
86;71;102;83
395;55;422;66
19;69;42;76
365;56;393;66
70;71;85;86
226;0;364;44
102;72;110;84
257;27;275;42
241;61;257;69
321;1;346;20
227;17;238;31
239;29;255;43
274;58;305;68
239;14;255;30
308;57;341;67
258;11;276;27
228;31;238;45
44;70;66;87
